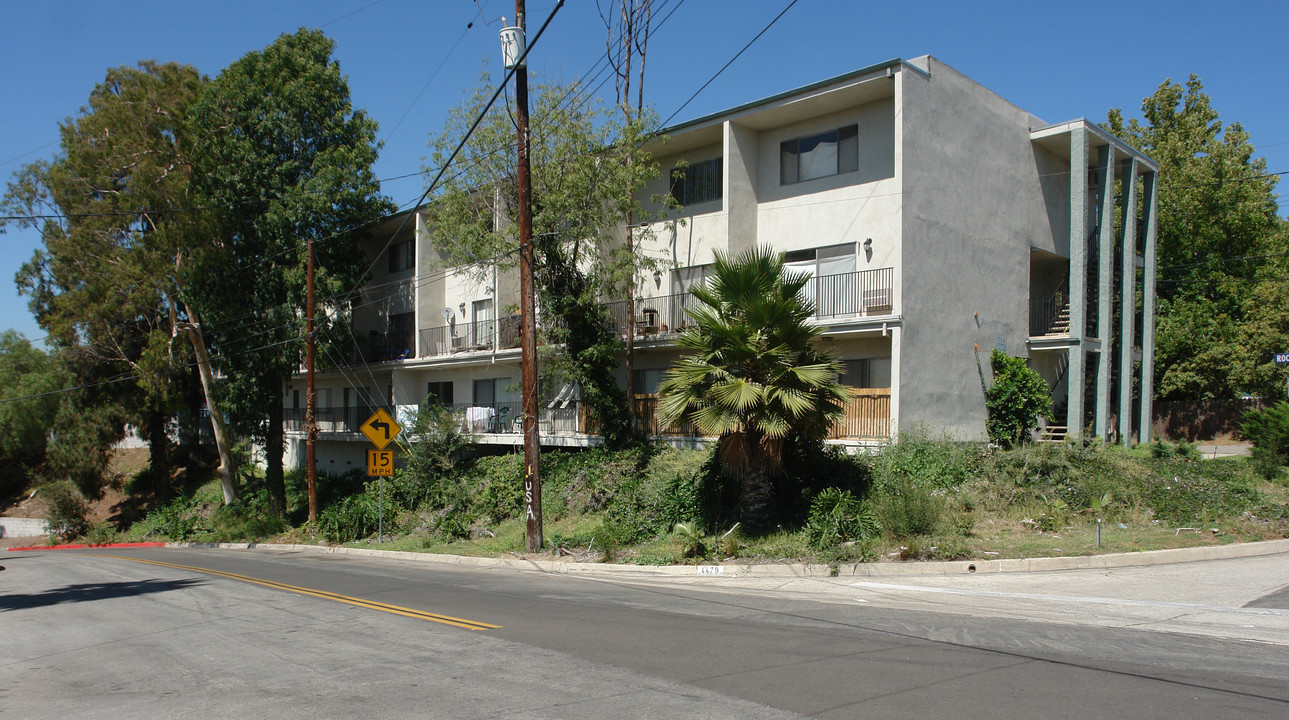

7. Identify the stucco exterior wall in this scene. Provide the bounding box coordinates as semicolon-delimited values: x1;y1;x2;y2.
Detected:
896;57;1055;439
755;100;898;258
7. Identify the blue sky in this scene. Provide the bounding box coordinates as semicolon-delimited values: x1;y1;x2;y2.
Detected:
3;0;1287;343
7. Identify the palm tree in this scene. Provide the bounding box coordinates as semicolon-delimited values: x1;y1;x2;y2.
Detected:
657;246;851;527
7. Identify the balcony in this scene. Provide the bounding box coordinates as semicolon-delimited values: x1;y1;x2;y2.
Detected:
828;388;891;439
349;331;414;364
419;316;523;357
604;267;896;339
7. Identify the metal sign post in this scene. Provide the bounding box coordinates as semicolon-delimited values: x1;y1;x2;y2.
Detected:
363;410;402;543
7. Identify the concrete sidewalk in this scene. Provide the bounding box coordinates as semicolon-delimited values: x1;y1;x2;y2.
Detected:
621;548;1289;647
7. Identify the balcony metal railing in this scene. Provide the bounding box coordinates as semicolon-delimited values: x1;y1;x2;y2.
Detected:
284;406;380;434
602;267;896;338
1030;294;1071;336
286;392;889;441
805;267;894;319
444;401;580;435
419;317;524;357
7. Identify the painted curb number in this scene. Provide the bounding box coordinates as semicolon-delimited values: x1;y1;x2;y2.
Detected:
697;565;724;576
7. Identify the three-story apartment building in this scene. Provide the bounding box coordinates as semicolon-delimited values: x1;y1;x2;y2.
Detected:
284;56;1158;472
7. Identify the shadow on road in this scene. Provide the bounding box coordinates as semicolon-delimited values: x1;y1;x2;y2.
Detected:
0;577;206;611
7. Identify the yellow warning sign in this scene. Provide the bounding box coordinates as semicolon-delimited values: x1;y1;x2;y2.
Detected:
367;449;394;477
360;408;402;449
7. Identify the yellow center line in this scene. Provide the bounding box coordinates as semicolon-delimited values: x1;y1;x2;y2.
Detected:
95;554;501;631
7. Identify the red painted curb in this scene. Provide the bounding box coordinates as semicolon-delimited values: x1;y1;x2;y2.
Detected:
7;542;166;552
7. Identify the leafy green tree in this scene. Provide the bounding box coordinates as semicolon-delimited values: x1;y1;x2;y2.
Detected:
188;29;393;513
1241;401;1289;480
1;62;231;498
0;332;66;494
657;246;850;528
424;74;664;448
1106;75;1284;401
984;350;1052;448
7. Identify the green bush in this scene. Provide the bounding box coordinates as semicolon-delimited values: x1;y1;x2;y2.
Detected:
1242;402;1289;480
805;488;880;549
874;477;945;538
1133;461;1261;525
985;350;1052;448
84;522;118;545
871;429;979;494
317;487;384;543
43;481;90;541
593;447;707;544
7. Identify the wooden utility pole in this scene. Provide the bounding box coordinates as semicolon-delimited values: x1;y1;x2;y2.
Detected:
305;237;318;523
509;1;543;552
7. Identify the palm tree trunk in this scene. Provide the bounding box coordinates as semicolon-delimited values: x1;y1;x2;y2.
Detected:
738;461;774;530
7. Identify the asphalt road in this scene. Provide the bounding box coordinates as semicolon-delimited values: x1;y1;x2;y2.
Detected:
3;546;1288;719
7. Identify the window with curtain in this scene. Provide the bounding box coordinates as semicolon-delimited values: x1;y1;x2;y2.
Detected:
670;157;722;206
780;124;858;185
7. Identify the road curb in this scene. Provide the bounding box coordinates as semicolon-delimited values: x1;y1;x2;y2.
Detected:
174;537;1289;578
7;541;166;552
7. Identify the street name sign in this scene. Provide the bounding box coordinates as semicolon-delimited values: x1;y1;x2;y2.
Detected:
360;408;402;449
1275;353;1289;365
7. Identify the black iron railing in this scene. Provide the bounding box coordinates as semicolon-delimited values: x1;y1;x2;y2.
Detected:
284;406;380;434
1030;294;1070;336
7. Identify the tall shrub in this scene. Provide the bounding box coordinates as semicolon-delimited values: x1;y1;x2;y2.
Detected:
1242;401;1289;479
985;350;1051;448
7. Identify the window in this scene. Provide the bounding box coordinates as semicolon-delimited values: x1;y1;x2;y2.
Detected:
670;157;722;206
388;237;414;273
473;378;497;406
842;358;892;389
388;312;414;357
426;381;454;406
785;244;858;316
784;243;857;278
633;369;665;396
671;265;711;294
780;125;858;185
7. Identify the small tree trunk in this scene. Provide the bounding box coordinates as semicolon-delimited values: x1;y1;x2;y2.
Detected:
145;409;171;500
180;304;237;504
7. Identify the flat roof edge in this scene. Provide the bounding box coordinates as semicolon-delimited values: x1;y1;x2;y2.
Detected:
658;58;904;136
1032;118;1160;171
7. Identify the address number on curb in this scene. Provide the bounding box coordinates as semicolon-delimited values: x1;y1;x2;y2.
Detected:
696;565;724;576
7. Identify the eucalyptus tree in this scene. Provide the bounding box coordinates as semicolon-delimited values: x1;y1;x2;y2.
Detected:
1;61;233;499
188;29;393;512
657;246;850;528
